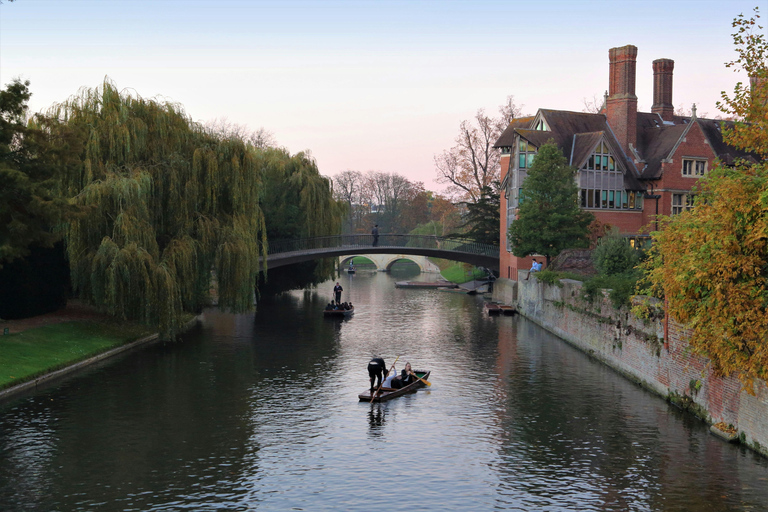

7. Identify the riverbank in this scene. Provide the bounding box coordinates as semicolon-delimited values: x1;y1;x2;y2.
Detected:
0;301;161;400
494;274;768;458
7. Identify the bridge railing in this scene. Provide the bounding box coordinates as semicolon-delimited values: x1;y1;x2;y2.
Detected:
264;234;498;258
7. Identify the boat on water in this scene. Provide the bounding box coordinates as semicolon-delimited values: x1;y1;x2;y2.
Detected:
359;370;431;402
323;306;354;318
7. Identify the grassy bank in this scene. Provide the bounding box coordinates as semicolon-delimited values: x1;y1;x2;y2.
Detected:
0;321;153;391
431;258;489;284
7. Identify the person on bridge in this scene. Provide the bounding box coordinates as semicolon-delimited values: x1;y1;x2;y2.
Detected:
368;357;388;393
371;224;379;247
333;282;343;303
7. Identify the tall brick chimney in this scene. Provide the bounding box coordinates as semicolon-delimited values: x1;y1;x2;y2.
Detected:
606;45;638;156
652;58;675;121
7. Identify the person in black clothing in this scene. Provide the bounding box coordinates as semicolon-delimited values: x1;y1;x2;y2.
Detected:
390;362;415;389
333;282;343;303
368;357;388;392
371;224;379;247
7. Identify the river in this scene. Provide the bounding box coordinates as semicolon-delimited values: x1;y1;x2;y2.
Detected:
1;265;767;511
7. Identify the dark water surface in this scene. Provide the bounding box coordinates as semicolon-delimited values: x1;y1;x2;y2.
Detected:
1;268;767;511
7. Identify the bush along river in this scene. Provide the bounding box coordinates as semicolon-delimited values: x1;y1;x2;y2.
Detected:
1;265;767;511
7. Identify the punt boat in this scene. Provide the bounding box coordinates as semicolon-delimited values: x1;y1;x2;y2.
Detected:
358;370;431;402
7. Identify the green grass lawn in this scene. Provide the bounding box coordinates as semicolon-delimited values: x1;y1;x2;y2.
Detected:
437;261;490;284
0;321;153;390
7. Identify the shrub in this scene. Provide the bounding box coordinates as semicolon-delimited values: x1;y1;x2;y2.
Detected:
592;230;642;276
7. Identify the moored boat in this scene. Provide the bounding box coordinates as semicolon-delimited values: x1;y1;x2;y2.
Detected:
359;370;431;402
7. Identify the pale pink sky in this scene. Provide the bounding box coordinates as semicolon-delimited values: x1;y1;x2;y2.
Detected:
1;0;760;192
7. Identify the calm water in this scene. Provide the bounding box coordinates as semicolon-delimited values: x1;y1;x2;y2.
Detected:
1;267;767;511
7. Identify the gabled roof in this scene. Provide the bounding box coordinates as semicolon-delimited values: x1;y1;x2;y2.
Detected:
495;116;535;148
570;132;604;169
636;114;760;178
697;118;760;166
494;109;644;190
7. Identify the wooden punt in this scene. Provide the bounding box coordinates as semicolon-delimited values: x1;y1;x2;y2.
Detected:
323;306;354;317
485;302;501;315
358;370;431;402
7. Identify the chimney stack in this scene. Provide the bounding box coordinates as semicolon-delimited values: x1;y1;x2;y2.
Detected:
652;58;675;121
606;45;638;156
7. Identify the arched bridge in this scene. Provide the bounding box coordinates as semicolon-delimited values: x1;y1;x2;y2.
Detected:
263;234;500;272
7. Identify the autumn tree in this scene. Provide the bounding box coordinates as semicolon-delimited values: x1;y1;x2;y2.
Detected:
717;7;768;158
642;7;768;388
434;96;521;203
507;142;594;266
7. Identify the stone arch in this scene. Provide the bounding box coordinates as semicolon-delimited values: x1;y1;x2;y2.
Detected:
382;256;424;272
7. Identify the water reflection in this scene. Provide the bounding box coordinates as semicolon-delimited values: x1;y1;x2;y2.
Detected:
0;268;767;511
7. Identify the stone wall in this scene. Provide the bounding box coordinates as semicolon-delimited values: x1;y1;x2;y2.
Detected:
496;275;768;457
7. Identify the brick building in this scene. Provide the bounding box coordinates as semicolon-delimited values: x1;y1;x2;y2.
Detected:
495;45;759;280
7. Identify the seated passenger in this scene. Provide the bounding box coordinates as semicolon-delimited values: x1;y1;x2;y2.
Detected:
391;362;415;389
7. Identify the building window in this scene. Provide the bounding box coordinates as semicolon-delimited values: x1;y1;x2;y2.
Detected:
682;158;707;177
578;141;640;210
500;146;512;155
535;119;548;131
582;141;615;171
672;193;695;214
518;139;537;169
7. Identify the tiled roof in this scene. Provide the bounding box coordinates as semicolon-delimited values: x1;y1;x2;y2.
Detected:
494;116;535;148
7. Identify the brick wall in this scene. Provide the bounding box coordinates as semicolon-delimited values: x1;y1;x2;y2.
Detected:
506;277;768;456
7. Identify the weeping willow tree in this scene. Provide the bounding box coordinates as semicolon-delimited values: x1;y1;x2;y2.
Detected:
257;147;346;291
47;79;267;336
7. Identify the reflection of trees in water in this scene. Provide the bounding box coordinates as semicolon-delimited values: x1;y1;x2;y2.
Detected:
489;318;767;511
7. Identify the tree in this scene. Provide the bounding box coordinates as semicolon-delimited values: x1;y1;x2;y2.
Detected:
642;8;768;389
717;7;768;158
456;184;500;246
0;79;82;268
44;79;270;336
507;142;594;265
434;96;521;203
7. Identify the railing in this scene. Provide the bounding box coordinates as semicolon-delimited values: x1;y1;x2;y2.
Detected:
264;234;498;258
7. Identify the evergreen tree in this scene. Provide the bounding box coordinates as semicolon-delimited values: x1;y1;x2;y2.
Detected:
507;142;594;265
0;79;82;268
458;184;500;246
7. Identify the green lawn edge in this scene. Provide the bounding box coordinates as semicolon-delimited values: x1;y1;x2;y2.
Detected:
0;321;155;391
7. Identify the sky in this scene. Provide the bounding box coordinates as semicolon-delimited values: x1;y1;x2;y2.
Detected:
0;0;762;192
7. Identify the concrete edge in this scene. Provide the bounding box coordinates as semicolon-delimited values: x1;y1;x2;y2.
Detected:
0;315;201;402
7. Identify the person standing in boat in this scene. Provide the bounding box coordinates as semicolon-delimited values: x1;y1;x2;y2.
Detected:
368;357;388;393
333;282;343;303
390;362;415;389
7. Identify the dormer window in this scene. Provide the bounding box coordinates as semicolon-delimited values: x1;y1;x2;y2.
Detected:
535;119;548;131
582;141;615;171
518;139;537;168
682;158;707;177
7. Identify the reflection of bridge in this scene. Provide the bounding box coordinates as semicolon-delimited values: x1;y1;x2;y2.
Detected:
263;234;499;271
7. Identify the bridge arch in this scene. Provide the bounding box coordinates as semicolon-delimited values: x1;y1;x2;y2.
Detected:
339;255;441;273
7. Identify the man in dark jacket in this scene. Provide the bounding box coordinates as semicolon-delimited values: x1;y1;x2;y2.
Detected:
333;282;343;303
367;357;388;393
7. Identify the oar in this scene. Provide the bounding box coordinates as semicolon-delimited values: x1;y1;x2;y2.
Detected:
409;371;431;387
370;354;401;403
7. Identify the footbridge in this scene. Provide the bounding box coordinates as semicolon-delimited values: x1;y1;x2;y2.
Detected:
262;234;499;272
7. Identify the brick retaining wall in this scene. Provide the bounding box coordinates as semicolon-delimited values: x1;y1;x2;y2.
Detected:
494;275;768;457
